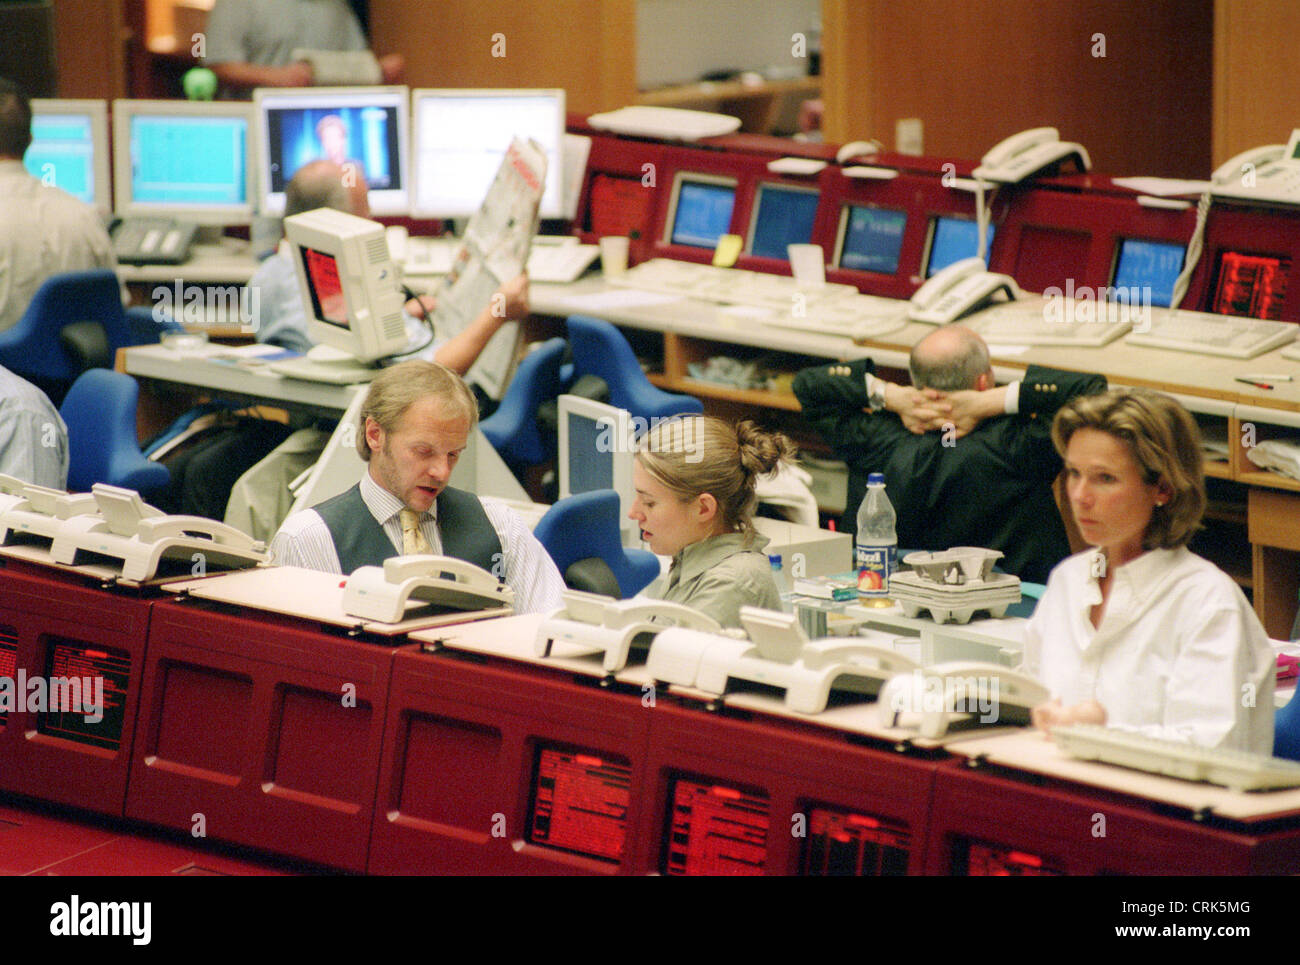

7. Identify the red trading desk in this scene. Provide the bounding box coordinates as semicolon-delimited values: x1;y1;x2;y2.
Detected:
125;596;400;873
0;554;152;818
926;738;1300;876
379;617;942;876
369;645;654;875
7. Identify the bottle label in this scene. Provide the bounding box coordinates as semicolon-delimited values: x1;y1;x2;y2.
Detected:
855;544;896;597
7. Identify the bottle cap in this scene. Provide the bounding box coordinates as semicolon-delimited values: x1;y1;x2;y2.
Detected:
867;472;885;485
768;554;783;568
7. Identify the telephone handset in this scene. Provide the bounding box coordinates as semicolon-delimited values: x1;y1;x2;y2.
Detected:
535;589;722;672
343;553;514;623
109;217;197;265
876;659;1051;738
1210;129;1300;205
909;256;1021;324
972;126;1091;184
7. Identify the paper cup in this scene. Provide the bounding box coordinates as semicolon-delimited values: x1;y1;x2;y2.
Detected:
599;236;630;277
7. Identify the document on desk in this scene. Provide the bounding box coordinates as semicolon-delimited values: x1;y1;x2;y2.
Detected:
430;136;546;399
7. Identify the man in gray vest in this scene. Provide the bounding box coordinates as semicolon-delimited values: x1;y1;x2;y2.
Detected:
270;360;565;614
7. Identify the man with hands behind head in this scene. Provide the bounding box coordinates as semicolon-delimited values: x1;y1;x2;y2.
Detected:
793;325;1107;583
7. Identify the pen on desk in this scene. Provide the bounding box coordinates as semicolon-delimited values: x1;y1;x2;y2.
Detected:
1243;374;1293;382
1235;377;1274;390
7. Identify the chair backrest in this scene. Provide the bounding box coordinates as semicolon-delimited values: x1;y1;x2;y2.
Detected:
0;270;132;384
479;337;568;470
566;314;702;422
532;489;661;598
60;369;170;494
1277;686;1300;760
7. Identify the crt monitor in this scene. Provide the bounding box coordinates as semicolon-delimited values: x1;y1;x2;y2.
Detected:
1110;238;1185;308
111;99;255;225
557;394;638;541
835;205;907;274
27;99;111;215
747;182;820;259
664;173;737;249
283;207;409;362
923;216;995;277
255;86;410;216
411;88;565;219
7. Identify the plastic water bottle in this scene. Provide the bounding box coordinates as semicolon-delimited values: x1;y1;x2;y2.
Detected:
856;472;896;605
769;554;793;612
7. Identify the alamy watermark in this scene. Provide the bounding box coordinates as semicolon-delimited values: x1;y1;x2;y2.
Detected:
887;670;1002;724
152;281;261;331
594;415;704;463
1040;279;1153;334
0;671;104;723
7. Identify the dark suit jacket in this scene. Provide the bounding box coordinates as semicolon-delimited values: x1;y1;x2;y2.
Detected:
792;359;1107;583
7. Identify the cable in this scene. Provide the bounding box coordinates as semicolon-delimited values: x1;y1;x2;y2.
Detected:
1168;191;1211;312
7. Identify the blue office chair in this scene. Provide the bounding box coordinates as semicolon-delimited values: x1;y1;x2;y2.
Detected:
480;337;570;478
0;269;181;403
1276;685;1300;760
566;314;703;421
60;369;170;495
533;490;661;599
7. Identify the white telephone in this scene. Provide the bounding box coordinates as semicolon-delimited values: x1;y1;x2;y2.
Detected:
343;554;513;623
535;589;722;672
909;256;1021;324
1210;130;1300;206
49;484;268;582
876;659;1051;739
972;126;1091;184
647;607;923;715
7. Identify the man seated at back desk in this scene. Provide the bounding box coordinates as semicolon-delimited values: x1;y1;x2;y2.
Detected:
792;325;1107;584
270;360;566;614
251;159;527;379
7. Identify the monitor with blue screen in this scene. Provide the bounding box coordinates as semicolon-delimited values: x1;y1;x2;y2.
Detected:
558;395;638;542
111;99;255;225
254;87;409;215
1111;238;1185;308
665;173;736;249
836;205;907;274
747;183;819;259
27;99;110;215
924;216;995;277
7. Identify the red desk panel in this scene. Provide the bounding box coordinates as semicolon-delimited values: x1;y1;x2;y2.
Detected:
369;648;653;875
125;598;398;873
925;758;1300;875
0;560;152;817
642;702;939;875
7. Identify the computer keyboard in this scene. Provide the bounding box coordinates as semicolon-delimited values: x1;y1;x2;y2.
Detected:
1125;308;1297;359
526;243;600;283
268;356;380;385
762;293;911;340
963;296;1133;347
609;258;860;315
1052;723;1300;792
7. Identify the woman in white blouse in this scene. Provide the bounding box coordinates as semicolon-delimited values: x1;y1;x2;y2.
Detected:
1024;388;1275;753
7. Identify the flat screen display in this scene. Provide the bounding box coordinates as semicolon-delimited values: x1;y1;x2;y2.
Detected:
670;178;736;249
749;183;819;259
839;206;907;274
925;216;995;277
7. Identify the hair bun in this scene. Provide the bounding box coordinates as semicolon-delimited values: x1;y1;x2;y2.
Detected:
735;420;795;477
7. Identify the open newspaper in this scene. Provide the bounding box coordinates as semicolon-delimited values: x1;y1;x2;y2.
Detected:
431;136;547;399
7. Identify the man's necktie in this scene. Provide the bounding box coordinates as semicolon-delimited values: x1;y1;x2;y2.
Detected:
400;508;430;555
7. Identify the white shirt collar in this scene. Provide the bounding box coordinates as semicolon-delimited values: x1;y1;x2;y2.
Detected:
359;471;436;527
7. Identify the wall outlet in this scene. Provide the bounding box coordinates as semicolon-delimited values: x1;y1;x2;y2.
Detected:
896;117;923;155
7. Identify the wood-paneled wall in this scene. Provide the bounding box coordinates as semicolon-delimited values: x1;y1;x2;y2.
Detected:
368;0;637;116
822;0;1213;180
52;0;128;99
1214;0;1300;167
